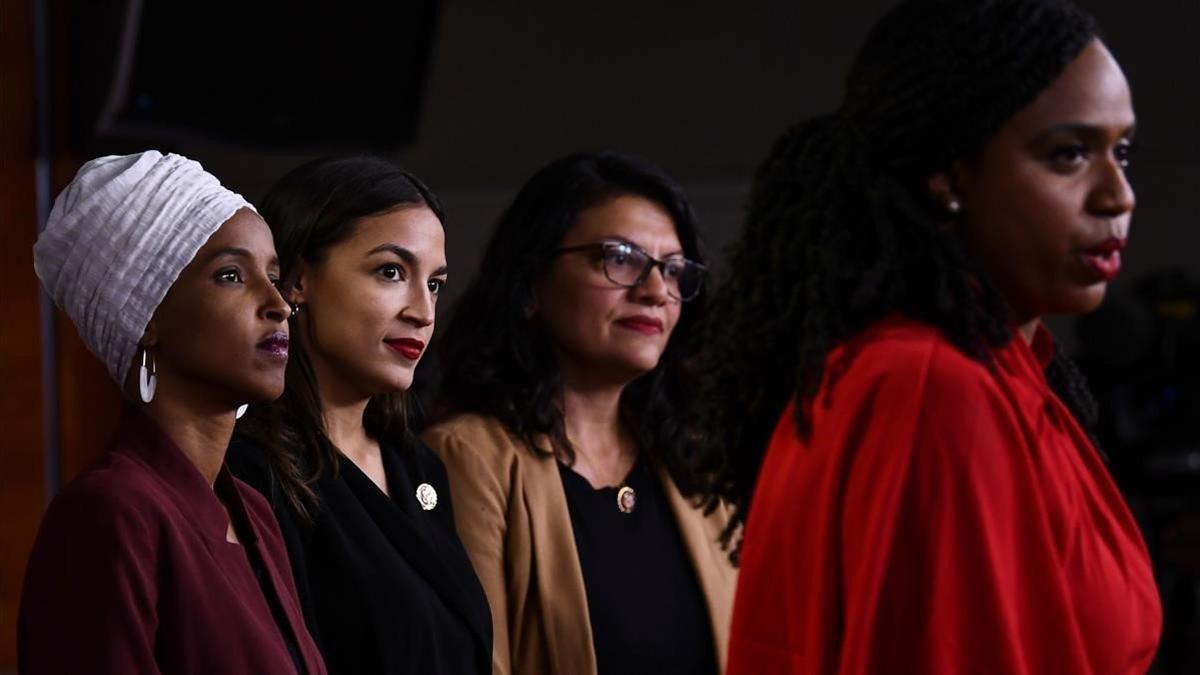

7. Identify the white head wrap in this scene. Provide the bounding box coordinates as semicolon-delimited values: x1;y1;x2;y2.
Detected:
34;150;254;386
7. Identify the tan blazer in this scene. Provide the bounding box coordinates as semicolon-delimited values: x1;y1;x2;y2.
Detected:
423;413;737;675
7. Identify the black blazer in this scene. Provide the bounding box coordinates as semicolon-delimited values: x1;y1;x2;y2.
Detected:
228;433;492;675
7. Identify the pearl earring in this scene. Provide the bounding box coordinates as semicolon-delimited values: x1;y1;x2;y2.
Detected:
946;197;962;215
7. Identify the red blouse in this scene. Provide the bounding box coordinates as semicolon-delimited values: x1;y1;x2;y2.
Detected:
727;317;1161;675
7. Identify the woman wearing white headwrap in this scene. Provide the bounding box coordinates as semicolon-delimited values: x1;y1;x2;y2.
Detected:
18;151;327;675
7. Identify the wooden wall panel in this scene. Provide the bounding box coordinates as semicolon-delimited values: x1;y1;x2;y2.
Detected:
55;313;121;482
0;0;45;667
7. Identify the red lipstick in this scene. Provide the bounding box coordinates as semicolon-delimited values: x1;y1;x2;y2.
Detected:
1079;237;1127;282
257;332;289;360
386;338;425;360
615;315;664;336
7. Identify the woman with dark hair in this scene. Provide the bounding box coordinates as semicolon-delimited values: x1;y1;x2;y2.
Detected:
702;1;1161;673
226;155;491;675
20;151;325;674
423;151;734;675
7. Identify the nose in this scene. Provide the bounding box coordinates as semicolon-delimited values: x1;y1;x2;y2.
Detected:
1088;155;1136;219
261;280;290;323
631;264;672;306
401;283;435;328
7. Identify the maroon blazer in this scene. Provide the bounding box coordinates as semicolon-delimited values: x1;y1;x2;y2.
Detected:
18;409;327;675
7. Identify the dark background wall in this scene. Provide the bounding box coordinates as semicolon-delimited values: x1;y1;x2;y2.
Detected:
191;0;1200;329
2;0;1196;672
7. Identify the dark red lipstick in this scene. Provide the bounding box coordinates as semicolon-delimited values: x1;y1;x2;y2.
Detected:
615;315;664;336
386;338;425;360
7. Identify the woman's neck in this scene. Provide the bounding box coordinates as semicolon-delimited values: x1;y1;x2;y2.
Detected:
145;396;235;486
1016;317;1041;345
306;352;390;494
322;397;376;463
560;380;637;487
308;354;379;463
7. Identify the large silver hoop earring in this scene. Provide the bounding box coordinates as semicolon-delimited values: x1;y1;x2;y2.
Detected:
138;347;157;403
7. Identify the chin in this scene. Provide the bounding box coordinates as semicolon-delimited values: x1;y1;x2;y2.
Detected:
266;375;290;400
1058;285;1109;316
240;380;286;404
371;369;415;395
611;352;663;378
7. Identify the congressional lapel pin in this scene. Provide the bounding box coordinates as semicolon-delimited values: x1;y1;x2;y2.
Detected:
415;482;438;511
617;485;637;514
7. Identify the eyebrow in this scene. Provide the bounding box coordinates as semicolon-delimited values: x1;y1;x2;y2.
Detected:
208;246;252;260
1031;122;1137;145
367;243;448;276
206;247;280;268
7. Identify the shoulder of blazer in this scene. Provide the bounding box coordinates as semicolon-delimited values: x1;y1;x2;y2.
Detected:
422;412;547;471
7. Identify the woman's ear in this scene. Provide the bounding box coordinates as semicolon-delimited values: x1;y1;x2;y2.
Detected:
289;260;311;305
927;160;968;218
139;321;159;349
927;171;954;203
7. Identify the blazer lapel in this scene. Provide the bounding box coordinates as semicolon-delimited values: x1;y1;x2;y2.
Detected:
391;439;495;653
659;469;737;673
219;468;323;675
523;438;598;675
336;452;492;656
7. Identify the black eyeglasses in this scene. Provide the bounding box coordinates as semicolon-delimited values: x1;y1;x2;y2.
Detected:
553;240;706;301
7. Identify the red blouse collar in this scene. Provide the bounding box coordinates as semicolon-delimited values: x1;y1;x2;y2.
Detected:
990;320;1057;397
1028;321;1056;368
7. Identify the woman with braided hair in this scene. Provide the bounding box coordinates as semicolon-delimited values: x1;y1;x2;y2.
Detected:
703;1;1161;673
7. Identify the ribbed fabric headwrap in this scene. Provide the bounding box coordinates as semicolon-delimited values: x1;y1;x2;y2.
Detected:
34;151;254;386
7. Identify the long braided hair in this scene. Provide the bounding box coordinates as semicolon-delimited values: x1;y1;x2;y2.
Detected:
701;0;1103;560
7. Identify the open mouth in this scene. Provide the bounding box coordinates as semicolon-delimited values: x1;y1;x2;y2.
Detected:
1078;237;1127;282
257;332;289;360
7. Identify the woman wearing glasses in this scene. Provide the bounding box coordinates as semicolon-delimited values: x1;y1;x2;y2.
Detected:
423;151;734;675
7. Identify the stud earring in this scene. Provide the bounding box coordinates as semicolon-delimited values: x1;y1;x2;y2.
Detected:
138;347;157;403
946;197;962;215
236;404;249;419
289;302;302;317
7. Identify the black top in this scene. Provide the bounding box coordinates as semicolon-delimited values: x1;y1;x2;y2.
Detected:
558;456;718;675
228;434;492;675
